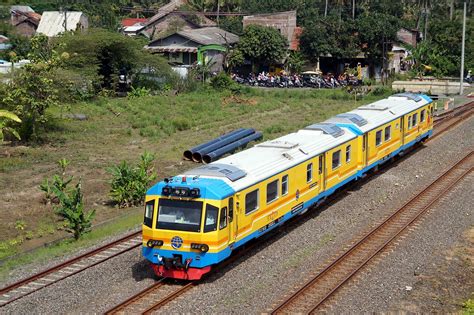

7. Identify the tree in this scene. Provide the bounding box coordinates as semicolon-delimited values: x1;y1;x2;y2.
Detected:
238;25;288;70
2;53;60;142
0;110;21;143
300;16;360;62
286;51;305;74
356;12;400;77
56;29;172;90
53;180;95;240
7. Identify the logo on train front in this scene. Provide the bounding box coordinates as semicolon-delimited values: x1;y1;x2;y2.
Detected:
171;236;183;249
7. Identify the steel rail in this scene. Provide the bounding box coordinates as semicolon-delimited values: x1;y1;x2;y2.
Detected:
0;230;141;307
271;151;473;314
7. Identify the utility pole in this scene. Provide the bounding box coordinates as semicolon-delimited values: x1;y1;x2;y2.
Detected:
450;0;454;21
460;1;466;95
325;0;328;17
353;0;356;19
216;0;220;26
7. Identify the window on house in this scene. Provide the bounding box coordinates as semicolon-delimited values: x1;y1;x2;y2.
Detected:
281;175;288;195
245;189;259;215
332;150;341;169
219;207;227;230
420;109;426;122
384;126;391;141
266;179;279;203
346;145;351;162
376;130;382;146
306;163;313;182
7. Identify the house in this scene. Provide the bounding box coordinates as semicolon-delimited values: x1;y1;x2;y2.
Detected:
145;27;239;74
36;11;88;37
10;6;41;37
396;27;419;48
120;18;148;36
135;0;216;39
243;11;300;50
0;35;11;51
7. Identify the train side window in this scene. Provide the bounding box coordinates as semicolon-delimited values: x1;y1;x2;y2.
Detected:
346;145;351;162
413;113;418;126
384;126;391;141
204;204;219;232
318;156;323;174
281;175;288;196
306;163;313;182
430;105;434;116
144;200;154;228
332;150;341;170
375;130;382;146
420;109;426;122
228;197;234;223
245;189;259;215
267;179;279;203
219;207;227;230
408;116;412;129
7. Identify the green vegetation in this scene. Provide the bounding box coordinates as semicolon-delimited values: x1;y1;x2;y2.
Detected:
40;158;73;204
0;109;21;142
238;25;288;70
463;298;474;315
0;208;142;281
108;152;157;207
53;180;95;240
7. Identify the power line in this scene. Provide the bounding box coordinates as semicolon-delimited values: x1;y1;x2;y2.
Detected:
120;6;248;16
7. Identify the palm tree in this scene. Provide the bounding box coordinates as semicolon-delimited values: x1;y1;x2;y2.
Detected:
0;110;21;143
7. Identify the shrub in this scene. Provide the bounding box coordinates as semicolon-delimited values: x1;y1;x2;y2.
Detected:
108;152;156;207
53;180;95;240
211;72;235;90
127;86;150;99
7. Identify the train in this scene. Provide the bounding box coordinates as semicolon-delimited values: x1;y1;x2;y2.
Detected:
142;93;434;280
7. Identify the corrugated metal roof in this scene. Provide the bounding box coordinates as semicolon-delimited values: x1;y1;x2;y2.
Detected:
146;46;198;53
176;27;239;45
37;11;85;37
177;94;431;192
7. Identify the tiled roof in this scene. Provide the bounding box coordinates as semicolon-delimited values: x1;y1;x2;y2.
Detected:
121;18;147;27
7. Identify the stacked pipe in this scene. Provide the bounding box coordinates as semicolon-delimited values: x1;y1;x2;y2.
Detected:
183;128;262;163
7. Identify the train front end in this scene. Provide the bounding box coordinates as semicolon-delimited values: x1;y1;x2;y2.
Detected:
142;175;233;280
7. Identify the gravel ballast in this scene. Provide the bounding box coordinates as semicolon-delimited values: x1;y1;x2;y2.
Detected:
1;117;472;314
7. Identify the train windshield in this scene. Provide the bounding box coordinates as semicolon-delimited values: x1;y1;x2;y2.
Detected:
156;199;203;232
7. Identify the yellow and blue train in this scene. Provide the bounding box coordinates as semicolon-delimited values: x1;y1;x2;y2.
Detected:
142;93;434;280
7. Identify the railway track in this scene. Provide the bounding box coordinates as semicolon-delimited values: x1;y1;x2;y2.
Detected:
270;150;473;314
0;231;141;307
105;280;196;314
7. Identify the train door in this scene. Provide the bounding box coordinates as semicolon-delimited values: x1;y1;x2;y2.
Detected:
362;134;368;166
228;197;237;245
400;116;405;146
318;155;325;192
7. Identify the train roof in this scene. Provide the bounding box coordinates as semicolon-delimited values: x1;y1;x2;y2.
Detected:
180;93;432;193
339;93;432;132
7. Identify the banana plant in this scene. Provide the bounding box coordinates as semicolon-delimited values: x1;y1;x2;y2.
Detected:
0;110;21;143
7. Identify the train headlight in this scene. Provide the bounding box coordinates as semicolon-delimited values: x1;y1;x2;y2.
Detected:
191;243;209;252
147;239;164;248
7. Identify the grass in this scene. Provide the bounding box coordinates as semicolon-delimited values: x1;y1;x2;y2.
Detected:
0;207;142;282
0;86;393;274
